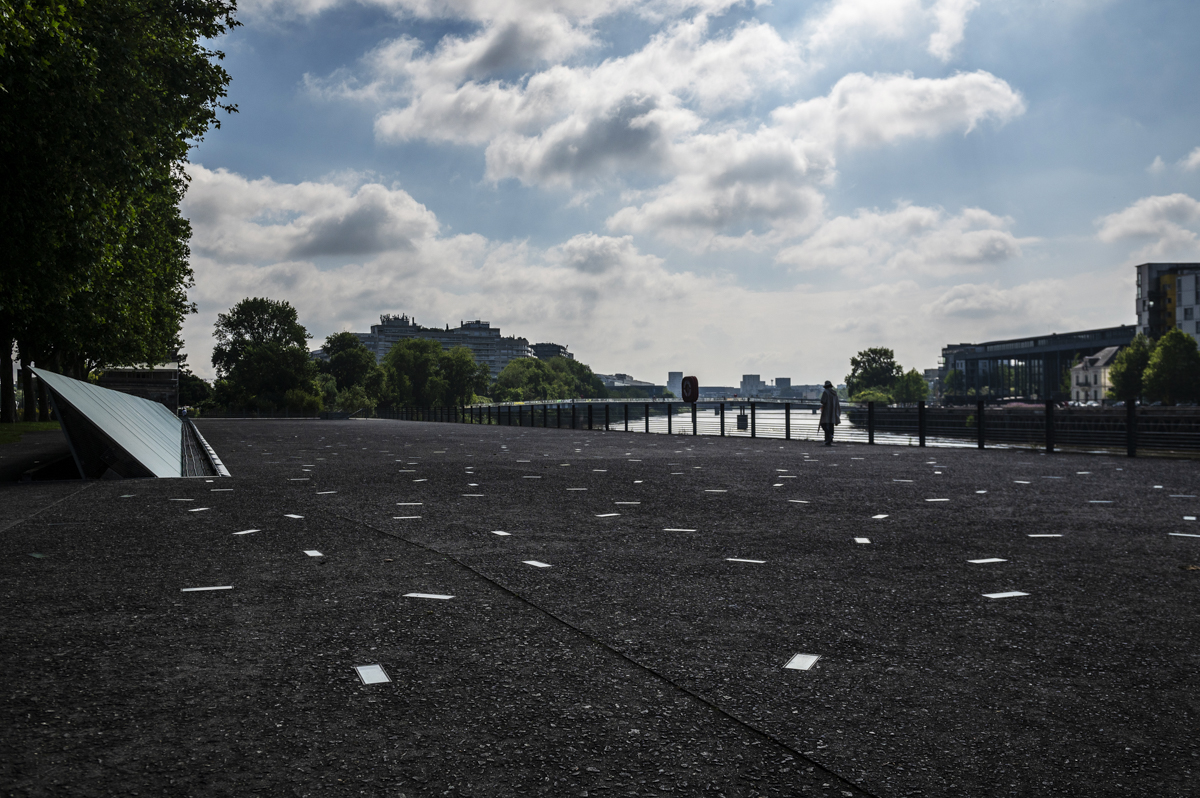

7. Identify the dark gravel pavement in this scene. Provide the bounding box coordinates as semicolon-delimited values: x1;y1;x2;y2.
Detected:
2;418;1198;797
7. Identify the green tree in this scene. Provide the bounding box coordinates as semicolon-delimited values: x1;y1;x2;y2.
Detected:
891;369;929;405
334;385;375;413
210;298;318;410
179;368;213;409
441;347;490;405
383;339;447;407
1142;329;1200;405
313;373;339;409
0;0;238;419
321;331;377;391
490;356;609;401
381;341;490;406
845;348;902;397
223;342;317;411
212;298;310;378
1107;334;1154;403
943;369;964;395
545;357;608;399
850;387;892;404
492;358;566;401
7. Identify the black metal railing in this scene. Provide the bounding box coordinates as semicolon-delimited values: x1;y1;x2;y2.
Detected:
368;398;1200;459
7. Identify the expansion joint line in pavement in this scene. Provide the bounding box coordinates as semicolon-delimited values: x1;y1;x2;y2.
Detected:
0;482;96;536
334;511;885;798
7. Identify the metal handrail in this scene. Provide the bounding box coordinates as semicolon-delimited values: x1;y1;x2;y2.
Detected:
374;400;1200;459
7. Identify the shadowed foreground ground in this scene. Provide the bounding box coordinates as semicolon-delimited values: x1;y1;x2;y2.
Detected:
2;418;1197;797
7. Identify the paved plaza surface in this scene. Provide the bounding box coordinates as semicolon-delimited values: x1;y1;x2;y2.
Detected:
2;419;1198;797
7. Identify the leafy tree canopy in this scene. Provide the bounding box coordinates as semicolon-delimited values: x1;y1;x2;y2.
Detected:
441;346;491;406
1107;334;1154;403
179;368;213;409
845;348;902;397
850;388;893;404
492;357;609;402
212;298;310;378
321;332;377;391
382;340;489;407
209;298;321;411
891;369;929;405
1142;329;1200;405
1;0;239;417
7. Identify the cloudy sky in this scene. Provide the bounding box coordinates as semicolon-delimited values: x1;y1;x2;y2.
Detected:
182;0;1200;385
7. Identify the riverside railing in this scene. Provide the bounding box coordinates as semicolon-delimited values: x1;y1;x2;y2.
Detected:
373;399;1200;458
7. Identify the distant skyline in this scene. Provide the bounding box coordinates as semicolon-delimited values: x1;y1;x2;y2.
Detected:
182;0;1200;385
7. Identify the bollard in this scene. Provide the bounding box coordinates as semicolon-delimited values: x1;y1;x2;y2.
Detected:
918;401;926;447
1126;401;1137;457
1045;399;1055;454
977;400;985;449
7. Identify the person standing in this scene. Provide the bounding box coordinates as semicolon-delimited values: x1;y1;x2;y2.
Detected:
819;380;840;446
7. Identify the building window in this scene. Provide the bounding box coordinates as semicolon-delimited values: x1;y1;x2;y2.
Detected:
1188;308;1195;321
1093;374;1097;385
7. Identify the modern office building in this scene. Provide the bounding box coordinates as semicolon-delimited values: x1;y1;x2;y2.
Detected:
532;342;573;361
667;372;683;397
739;375;767;396
346;314;532;379
1136;262;1200;343
940;325;1136;401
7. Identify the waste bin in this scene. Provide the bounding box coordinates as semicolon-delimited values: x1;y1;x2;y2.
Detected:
737;413;748;430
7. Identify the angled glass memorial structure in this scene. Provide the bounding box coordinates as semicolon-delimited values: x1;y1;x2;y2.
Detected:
32;368;228;479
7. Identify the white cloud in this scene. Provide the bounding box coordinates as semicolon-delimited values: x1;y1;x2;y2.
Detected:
1148;155;1166;175
608;71;1023;248
1179;146;1200;172
924;279;1067;321
776;204;1032;277
302;1;1021;250
927;0;979;61
182;165;442;262
180;165;1064;386
367;14;800;149
1096;193;1200;261
803;0;979;62
772;70;1024;149
605;126;832;247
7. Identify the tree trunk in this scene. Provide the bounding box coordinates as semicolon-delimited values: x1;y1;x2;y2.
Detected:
20;356;35;421
0;315;15;423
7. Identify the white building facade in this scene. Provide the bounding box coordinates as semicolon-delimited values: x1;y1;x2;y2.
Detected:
1069;346;1120;404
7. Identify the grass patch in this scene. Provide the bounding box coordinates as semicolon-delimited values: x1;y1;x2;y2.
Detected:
0;421;64;445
